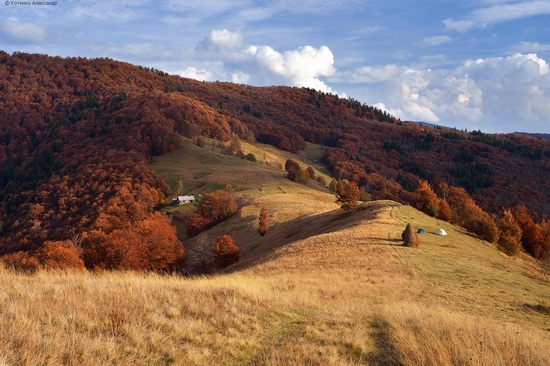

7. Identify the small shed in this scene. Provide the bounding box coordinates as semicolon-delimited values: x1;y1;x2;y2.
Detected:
172;195;196;205
434;228;447;236
417;228;425;234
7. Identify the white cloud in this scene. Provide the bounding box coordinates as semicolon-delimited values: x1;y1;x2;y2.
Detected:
343;53;550;132
173;66;214;81
209;29;244;49
442;18;476;32
444;1;550;33
334;65;398;83
471;0;550;23
67;1;147;22
0;18;47;43
231;71;251;84
512;41;550;53
248;44;336;92
421;35;452;46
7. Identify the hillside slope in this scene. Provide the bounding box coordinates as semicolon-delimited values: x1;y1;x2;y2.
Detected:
1;52;549;264
1;200;549;365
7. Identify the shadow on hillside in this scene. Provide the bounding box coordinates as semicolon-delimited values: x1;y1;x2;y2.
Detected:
367;318;400;366
224;200;402;273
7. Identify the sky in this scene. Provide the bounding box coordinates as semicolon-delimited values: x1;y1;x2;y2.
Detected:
1;1;550;133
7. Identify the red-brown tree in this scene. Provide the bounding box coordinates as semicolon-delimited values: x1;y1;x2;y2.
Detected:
213;235;239;268
258;208;269;237
336;181;360;211
414;180;439;217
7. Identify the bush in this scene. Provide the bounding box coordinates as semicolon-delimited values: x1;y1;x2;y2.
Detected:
36;240;85;270
402;223;420;248
214;235;239;268
245;153;257;162
1;251;39;273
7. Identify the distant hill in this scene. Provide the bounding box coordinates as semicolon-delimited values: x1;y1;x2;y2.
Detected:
0;51;549;264
515;132;550;140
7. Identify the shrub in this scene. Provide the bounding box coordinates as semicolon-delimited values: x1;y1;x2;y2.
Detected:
0;251;40;273
36;240;85;270
245;153;257;162
402;223;420;248
316;175;327;186
214;235;239;268
284;159;301;181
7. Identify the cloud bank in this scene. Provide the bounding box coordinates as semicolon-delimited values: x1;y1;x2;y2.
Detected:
340;53;550;132
179;29;339;93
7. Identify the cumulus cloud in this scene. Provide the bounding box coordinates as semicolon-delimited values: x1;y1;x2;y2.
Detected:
176;29;339;94
248;44;336;92
208;29;244;50
0;18;47;43
173;66;214;81
344;53;550;132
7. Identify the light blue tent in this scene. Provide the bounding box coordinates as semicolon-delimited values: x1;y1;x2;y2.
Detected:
417;228;425;234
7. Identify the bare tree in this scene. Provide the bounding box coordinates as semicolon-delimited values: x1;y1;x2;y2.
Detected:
190;232;212;273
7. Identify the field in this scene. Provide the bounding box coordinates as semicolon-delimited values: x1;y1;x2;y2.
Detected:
1;139;549;365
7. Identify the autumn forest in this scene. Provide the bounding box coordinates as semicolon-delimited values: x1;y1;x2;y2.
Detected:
1;51;549;270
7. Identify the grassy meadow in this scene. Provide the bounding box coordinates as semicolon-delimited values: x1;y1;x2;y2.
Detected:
1;138;549;365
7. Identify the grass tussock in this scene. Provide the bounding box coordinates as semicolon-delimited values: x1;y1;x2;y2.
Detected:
375;303;550;366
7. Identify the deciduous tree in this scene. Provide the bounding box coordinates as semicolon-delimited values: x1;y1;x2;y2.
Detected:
336;181;359;211
414;180;439;217
258;208;268;237
214;235;239;268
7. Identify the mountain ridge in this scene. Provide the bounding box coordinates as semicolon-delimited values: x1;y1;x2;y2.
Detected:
0;51;549;265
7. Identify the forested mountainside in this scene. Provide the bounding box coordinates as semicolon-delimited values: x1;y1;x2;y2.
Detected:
1;52;549;268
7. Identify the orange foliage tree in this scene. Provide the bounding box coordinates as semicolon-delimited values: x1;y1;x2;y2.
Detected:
497;209;523;256
437;199;452;221
36;240;85;270
213;235;239;268
185;186;237;237
258;208;269;237
83;212;183;271
336;181;360;211
414;180;439;217
447;186;500;243
511;204;548;259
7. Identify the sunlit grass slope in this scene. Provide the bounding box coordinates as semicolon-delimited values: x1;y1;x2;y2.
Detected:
2;201;549;365
1;139;549;365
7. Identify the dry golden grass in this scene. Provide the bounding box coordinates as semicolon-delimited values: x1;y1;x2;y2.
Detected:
3;200;549;365
375;303;550;366
3;142;549;365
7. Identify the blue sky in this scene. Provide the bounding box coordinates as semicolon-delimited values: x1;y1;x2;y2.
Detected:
1;1;550;133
